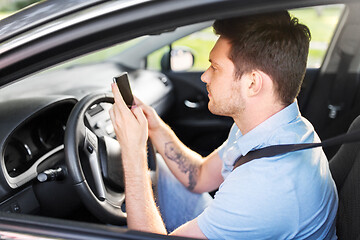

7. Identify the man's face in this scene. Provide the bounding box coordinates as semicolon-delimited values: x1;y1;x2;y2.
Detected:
201;37;246;117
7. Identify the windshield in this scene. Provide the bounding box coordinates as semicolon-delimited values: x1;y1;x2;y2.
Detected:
56;37;146;69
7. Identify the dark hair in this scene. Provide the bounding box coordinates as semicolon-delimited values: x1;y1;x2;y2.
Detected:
213;11;311;105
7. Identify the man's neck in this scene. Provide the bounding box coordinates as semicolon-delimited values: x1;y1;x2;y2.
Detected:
234;100;287;135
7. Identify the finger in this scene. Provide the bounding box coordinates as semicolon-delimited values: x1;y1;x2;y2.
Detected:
109;106;119;128
133;96;144;106
108;106;119;133
110;99;123;121
133;96;153;116
109;105;115;120
133;96;148;112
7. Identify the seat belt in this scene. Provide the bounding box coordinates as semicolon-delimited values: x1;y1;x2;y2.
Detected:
232;128;360;171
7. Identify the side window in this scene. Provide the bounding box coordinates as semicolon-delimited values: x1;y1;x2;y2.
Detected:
147;4;344;72
147;27;217;72
147;45;170;71
290;4;344;68
171;27;218;71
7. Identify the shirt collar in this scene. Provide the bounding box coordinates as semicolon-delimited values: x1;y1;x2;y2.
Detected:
236;101;301;156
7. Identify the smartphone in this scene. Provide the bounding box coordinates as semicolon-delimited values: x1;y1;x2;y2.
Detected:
113;72;134;108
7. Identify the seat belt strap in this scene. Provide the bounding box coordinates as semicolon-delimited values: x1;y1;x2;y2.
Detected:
232;128;360;171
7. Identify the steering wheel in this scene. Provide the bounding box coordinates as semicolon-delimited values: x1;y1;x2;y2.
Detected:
64;92;156;225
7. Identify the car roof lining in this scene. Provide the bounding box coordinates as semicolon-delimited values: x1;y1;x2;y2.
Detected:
0;0;107;43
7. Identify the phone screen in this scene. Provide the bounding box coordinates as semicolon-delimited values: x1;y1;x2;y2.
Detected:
113;72;134;108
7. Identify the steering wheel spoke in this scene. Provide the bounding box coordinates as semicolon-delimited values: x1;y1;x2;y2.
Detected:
83;127;106;201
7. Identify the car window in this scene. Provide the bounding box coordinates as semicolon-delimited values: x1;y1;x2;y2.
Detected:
291;4;345;68
53;37;145;70
147;4;345;71
147;27;217;71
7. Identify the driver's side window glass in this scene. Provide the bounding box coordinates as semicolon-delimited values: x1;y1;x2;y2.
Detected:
147;27;217;72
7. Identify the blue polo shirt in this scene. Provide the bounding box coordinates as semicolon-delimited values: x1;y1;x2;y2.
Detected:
197;101;338;239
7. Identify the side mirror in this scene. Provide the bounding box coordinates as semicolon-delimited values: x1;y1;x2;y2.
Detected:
161;47;195;72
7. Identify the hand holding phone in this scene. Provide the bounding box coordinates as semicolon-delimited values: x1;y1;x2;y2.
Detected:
113;72;134;108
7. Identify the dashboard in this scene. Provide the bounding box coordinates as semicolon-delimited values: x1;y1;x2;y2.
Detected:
3;100;74;188
0;63;173;216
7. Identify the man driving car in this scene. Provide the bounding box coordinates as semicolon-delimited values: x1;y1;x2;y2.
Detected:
109;11;338;239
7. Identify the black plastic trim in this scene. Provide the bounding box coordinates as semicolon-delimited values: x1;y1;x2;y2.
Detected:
0;211;187;239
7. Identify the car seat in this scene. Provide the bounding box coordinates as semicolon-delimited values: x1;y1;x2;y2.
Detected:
329;115;360;240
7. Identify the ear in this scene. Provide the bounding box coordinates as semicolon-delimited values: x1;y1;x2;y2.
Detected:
247;70;263;97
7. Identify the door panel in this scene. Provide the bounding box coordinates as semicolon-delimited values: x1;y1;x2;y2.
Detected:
298;68;321;111
163;71;233;156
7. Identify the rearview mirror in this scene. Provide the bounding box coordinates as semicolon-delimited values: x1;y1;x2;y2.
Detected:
161;47;195;72
170;48;194;71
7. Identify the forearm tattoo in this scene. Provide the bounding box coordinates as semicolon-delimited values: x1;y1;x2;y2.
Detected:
164;142;199;191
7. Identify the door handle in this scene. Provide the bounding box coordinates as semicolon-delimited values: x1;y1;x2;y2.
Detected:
184;99;202;109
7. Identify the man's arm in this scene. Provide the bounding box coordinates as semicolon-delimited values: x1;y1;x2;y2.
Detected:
121;148;167;234
136;98;224;193
109;84;207;238
122;147;207;239
152;123;223;193
110;84;167;234
170;218;206;238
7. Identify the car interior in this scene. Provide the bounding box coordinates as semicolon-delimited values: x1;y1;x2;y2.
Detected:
0;0;360;239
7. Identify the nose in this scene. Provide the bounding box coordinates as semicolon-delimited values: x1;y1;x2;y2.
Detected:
201;68;210;84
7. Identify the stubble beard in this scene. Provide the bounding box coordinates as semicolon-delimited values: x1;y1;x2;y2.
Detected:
208;92;245;117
